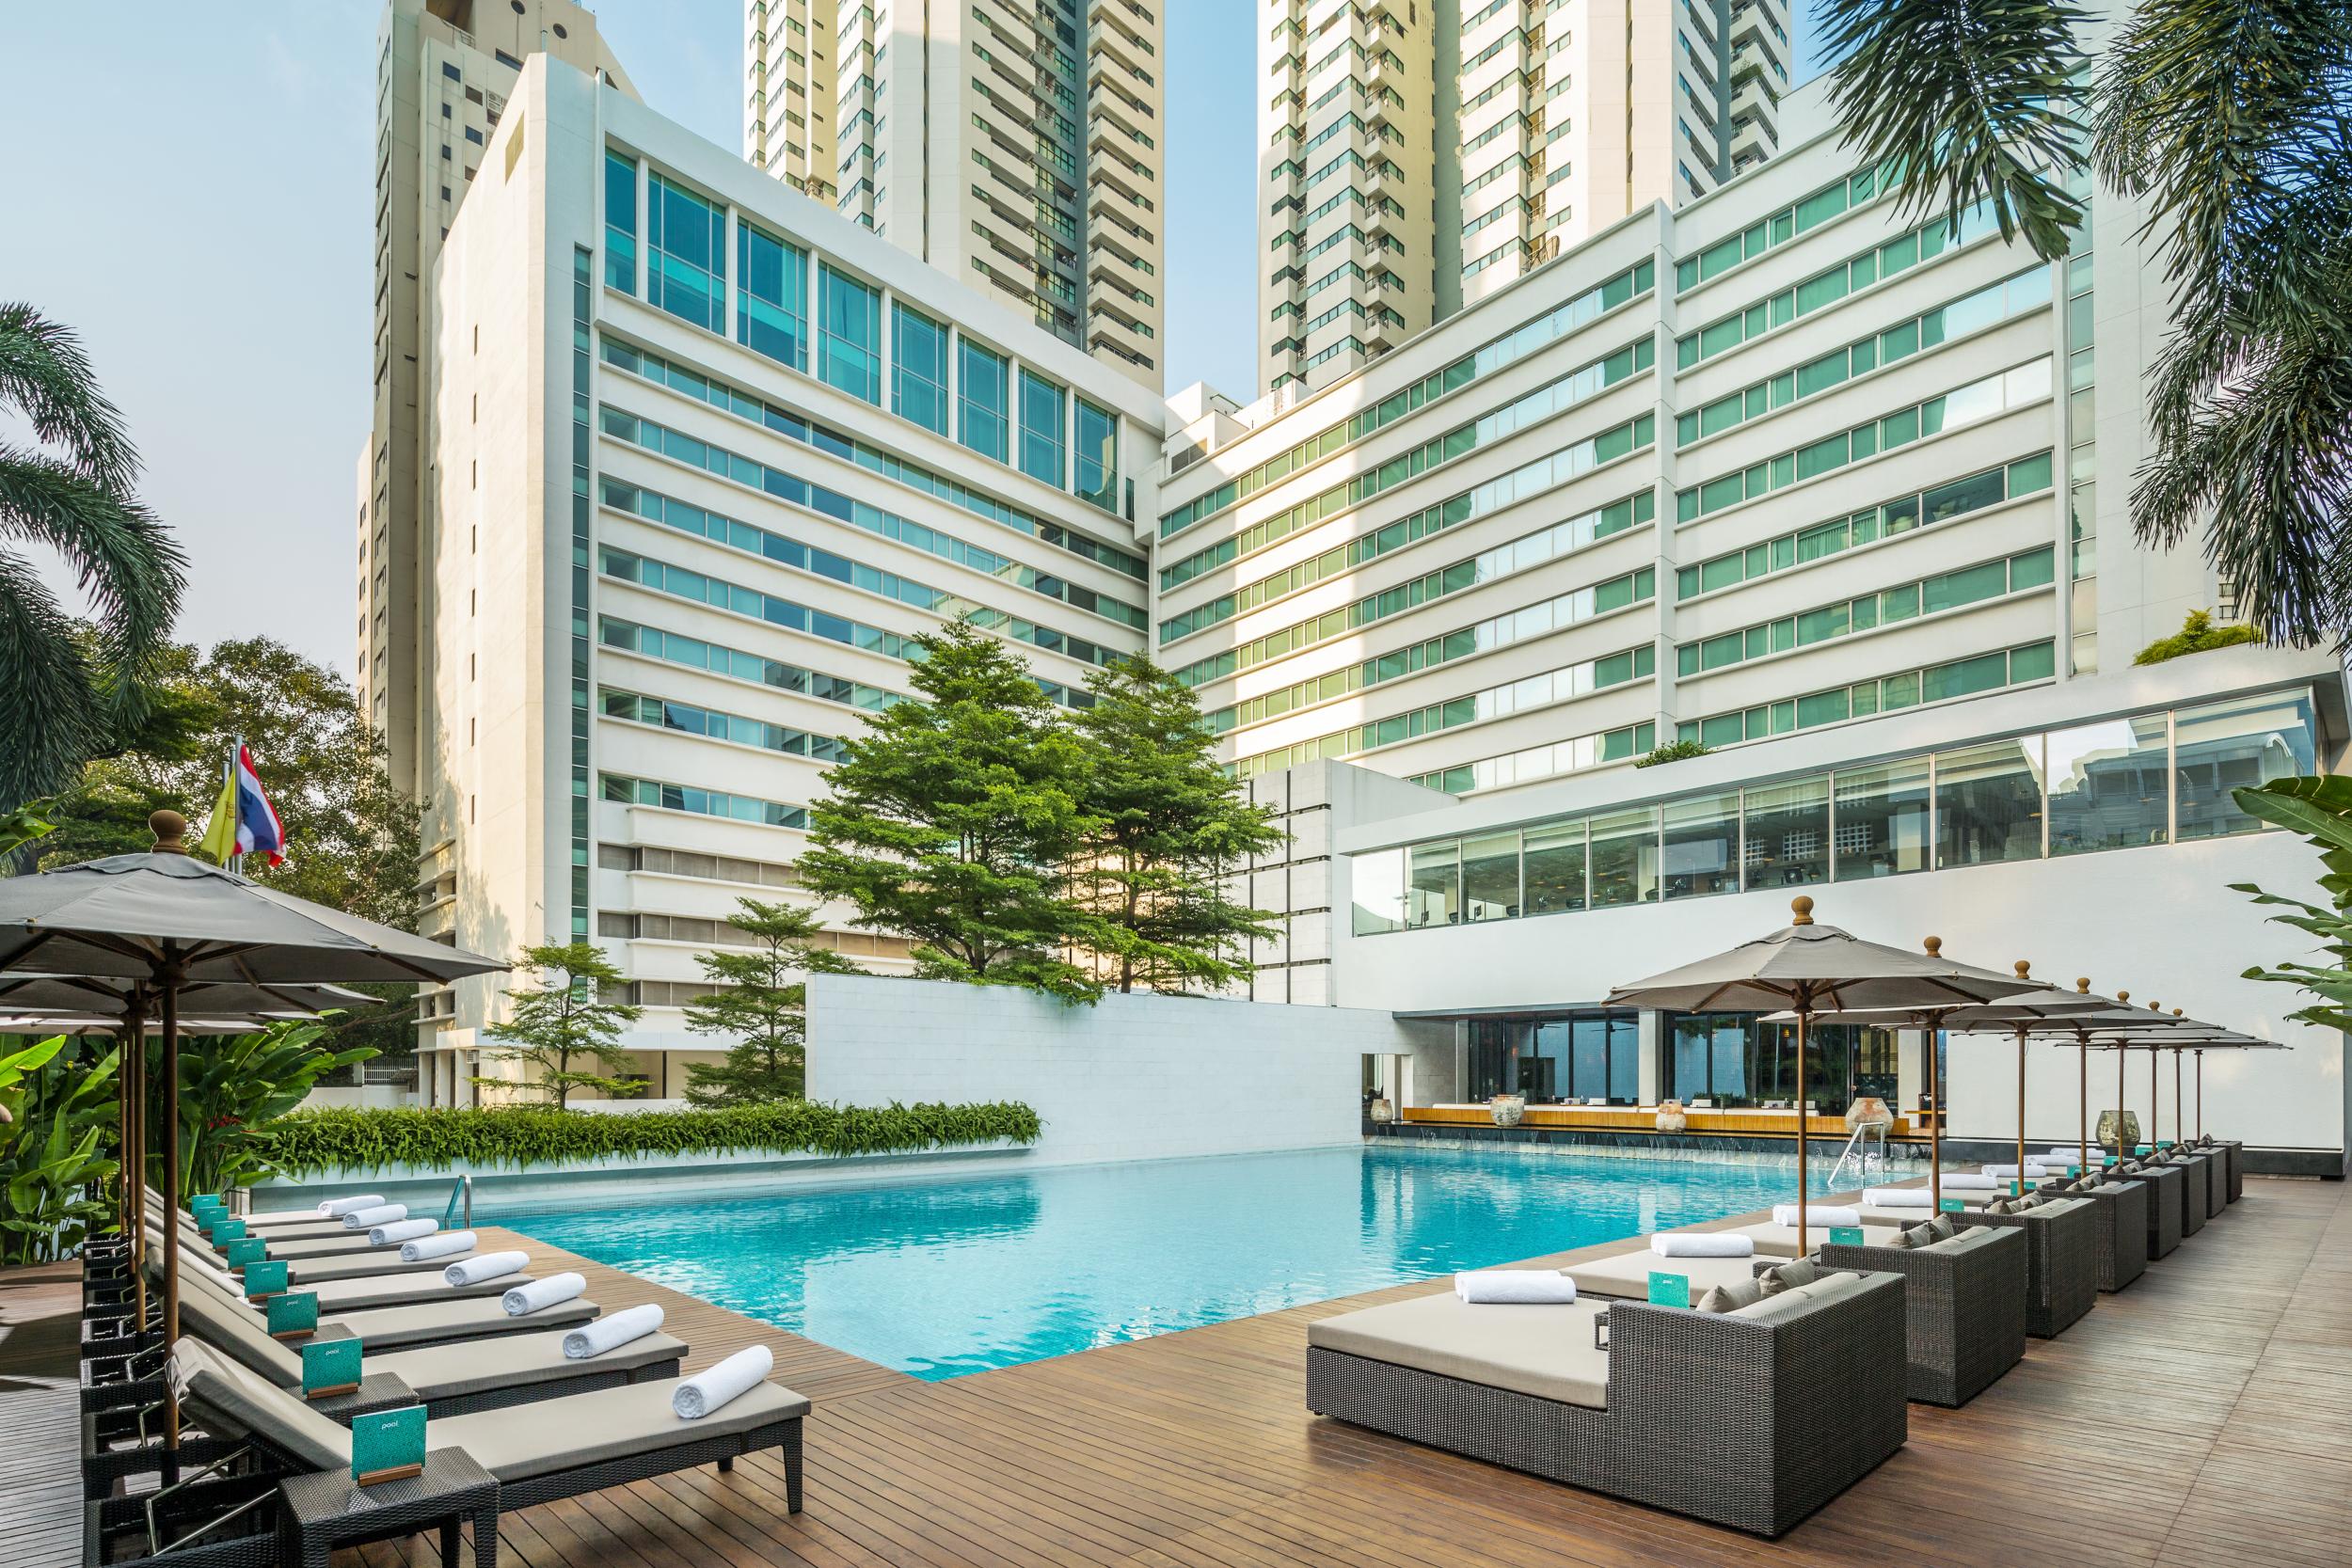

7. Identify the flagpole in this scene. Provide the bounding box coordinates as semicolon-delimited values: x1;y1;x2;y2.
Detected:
227;738;242;877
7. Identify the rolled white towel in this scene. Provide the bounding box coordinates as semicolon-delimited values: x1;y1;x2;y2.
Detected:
1981;1164;2050;1180
564;1303;664;1359
1864;1187;1934;1208
316;1194;388;1217
1650;1232;1755;1259
342;1203;406;1230
370;1217;438;1246
444;1250;529;1287
1454;1270;1577;1305
1772;1204;1860;1228
502;1272;587;1316
672;1345;772;1419
403;1229;476;1263
1940;1174;2000;1191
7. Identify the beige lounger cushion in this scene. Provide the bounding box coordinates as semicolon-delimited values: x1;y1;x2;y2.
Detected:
434;1376;812;1481
1308;1291;1610;1409
171;1338;353;1470
1724;1220;1901;1259
172;1221;449;1282
1565;1248;1758;1300
1732;1268;1868;1323
310;1293;596;1349
368;1327;690;1400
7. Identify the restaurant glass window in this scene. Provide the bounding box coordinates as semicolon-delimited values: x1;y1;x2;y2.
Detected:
1350;848;1405;935
1588;806;1660;906
1834;757;1930;879
1662;791;1740;899
1750;1020;1863;1112
1460;832;1520;922
1406;840;1459;927
2047;715;2169;855
1741;775;1829;888
1935;736;2045;868
1671;1013;1753;1105
1466;1019;1525;1100
1521;819;1588;914
2174;689;2318;840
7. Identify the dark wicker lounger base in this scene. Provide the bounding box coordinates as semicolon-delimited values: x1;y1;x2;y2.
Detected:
2133;1164;2185;1259
1946;1199;2096;1338
2036;1179;2149;1292
2175;1154;2211;1234
1818;1226;2025;1405
1307;1273;1908;1538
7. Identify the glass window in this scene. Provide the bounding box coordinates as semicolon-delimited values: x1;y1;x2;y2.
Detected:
1742;775;1829;888
1406;841;1458;928
1835;758;1931;879
1935;737;2045;868
816;264;881;403
1350;848;1405;935
1018;369;1066;486
1588;806;1660;907
1075;399;1120;515
2174;690;2318;840
603;149;638;293
1522;819;1587;914
1467;1019;1525;1100
958;340;1009;462
1672;1014;1753;1105
1461;832;1520;922
644;170;724;332
2047;716;2169;856
1661;792;1739;899
735;221;808;370
890;303;949;433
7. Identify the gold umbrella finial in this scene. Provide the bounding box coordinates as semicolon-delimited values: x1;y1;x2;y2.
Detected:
150;810;188;855
1790;895;1814;926
1922;935;1942;956
2116;990;2131;1003
2076;977;2091;993
2173;1007;2185;1018
2014;959;2032;979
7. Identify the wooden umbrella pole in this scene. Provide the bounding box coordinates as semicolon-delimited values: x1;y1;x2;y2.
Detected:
2150;1047;2159;1155
1929;1025;1942;1208
122;995;147;1330
159;959;183;1450
1796;1006;1810;1258
2195;1051;2203;1139
2173;1052;2184;1146
2014;1024;2027;1198
2078;1040;2089;1175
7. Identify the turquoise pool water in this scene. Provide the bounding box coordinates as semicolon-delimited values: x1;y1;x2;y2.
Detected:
500;1143;1823;1380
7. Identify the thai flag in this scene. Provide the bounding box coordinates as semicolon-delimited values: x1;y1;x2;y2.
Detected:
230;746;287;866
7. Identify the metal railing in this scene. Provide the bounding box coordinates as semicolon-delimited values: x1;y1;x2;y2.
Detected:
441;1173;472;1230
1826;1122;1887;1192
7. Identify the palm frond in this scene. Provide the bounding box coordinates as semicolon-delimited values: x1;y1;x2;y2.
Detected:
0;552;108;804
0;304;140;493
1822;0;2090;262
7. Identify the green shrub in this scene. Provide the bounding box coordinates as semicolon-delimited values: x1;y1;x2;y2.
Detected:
2133;609;2260;666
1634;738;1713;768
261;1100;1042;1176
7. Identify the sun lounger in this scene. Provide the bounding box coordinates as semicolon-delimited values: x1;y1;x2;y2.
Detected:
1562;1248;1764;1300
1940;1197;2096;1337
1710;1218;1904;1259
2032;1177;2148;1291
1816;1224;2026;1406
175;1233;527;1313
1306;1267;1907;1536
2114;1162;2185;1257
173;1273;683;1418
171;1217;470;1284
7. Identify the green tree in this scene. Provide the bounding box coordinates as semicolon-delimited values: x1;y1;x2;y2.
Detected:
680;899;862;1106
800;620;1102;1002
0;304;186;810
1820;0;2352;648
1069;656;1283;994
2132;608;2262;666
473;942;644;1107
2227;776;2352;1034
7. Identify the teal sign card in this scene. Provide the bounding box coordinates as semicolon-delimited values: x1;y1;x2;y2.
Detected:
242;1259;289;1299
224;1237;267;1269
1939;1197;1966;1212
350;1404;426;1484
190;1196;226;1221
302;1337;361;1397
208;1218;246;1246
1828;1225;1865;1246
2068;1165;2083;1179
1646;1270;1691;1308
266;1291;319;1338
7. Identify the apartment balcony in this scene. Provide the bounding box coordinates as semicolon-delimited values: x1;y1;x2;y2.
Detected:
1086;0;1157;76
1088;179;1155;245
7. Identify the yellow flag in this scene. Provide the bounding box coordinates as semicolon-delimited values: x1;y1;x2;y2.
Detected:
195;769;238;865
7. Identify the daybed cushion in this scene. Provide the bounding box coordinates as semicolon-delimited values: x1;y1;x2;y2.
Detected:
1565;1248;1762;1301
435;1375;812;1481
1733;1268;1868;1323
1307;1291;1611;1409
1724;1219;1902;1259
319;1293;597;1348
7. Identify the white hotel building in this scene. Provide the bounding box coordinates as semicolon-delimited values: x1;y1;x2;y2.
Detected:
408;55;2343;1170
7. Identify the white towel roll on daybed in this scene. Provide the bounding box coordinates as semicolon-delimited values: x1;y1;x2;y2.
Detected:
342;1202;407;1230
316;1194;387;1217
1940;1173;2000;1191
1982;1164;2050;1179
1864;1187;1934;1208
564;1303;664;1358
444;1250;529;1287
672;1344;772;1418
502;1272;587;1316
1651;1231;1755;1259
1772;1204;1861;1227
1454;1270;1577;1304
403;1229;476;1263
369;1217;438;1246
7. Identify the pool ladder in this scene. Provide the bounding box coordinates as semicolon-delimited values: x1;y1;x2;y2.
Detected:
440;1173;472;1230
1825;1124;1887;1193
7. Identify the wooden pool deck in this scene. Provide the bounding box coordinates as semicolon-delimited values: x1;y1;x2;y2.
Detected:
16;1176;2344;1567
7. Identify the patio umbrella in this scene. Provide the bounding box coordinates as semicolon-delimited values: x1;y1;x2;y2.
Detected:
2081;1017;2276;1152
1604;895;2042;1252
0;810;502;1447
1932;978;2132;1196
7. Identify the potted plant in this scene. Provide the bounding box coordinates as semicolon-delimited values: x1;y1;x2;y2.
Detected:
1487;1092;1525;1128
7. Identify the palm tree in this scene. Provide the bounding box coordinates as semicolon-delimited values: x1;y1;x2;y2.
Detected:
0;304;185;808
1820;0;2352;651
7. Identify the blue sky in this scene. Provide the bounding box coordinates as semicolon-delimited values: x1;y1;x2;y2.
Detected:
0;1;1830;673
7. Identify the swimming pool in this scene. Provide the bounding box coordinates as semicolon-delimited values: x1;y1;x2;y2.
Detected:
501;1143;1827;1379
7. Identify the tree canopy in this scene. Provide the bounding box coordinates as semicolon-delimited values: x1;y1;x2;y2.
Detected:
681;897;862;1106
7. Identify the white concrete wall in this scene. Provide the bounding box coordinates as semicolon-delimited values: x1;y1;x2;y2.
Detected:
804;973;1450;1168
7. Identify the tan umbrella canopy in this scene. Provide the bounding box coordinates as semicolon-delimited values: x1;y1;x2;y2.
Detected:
1605;895;2042;1252
0;810;503;1450
2079;1013;2280;1150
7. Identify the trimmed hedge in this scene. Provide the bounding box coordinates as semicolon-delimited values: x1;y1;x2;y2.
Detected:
262;1101;1042;1176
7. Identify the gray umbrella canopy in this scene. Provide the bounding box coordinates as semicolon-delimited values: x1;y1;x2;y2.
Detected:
2081;1032;2283;1148
1607;896;2042;1251
0;974;379;1017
